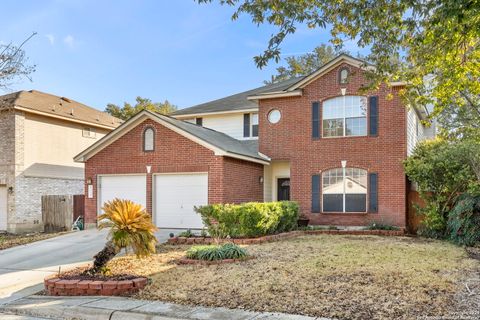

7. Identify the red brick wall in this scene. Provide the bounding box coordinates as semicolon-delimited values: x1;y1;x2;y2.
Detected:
223;157;264;203
259;63;408;227
83;118;263;225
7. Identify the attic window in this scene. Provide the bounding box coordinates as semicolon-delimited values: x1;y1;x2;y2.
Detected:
143;127;155;151
339;67;349;84
82;127;96;139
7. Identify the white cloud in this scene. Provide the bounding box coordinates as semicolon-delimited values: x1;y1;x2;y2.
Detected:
46;34;55;45
63;35;75;48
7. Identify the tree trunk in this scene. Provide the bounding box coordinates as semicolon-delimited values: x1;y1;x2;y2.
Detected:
91;241;120;273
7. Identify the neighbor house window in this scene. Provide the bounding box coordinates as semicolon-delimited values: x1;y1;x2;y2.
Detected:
323;96;367;137
251;113;259;137
143;127;155;151
322;168;367;212
82;127;96;139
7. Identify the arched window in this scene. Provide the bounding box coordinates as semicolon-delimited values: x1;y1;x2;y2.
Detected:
143;127;155;151
322;96;367;137
339;67;349;84
322;168;367;212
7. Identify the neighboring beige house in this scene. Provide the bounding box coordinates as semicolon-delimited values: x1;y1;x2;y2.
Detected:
0;90;121;233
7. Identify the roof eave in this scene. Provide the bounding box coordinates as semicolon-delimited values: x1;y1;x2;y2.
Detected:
247;90;303;101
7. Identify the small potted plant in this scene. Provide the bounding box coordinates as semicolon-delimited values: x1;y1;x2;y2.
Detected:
297;214;310;227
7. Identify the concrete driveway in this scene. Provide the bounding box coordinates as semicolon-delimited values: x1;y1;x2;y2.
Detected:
0;228;178;306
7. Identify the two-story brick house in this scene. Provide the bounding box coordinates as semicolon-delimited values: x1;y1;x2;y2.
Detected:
0;90;121;232
75;55;433;229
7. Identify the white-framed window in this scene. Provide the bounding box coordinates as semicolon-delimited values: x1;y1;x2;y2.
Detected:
243;112;259;138
82;127;96;139
323;96;367;137
268;109;282;124
339;67;349;84
322;168;367;212
143;127;155;151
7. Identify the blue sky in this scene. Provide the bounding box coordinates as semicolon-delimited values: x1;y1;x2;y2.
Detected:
1;0;364;111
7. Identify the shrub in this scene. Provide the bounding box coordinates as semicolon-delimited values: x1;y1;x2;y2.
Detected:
89;199;157;274
195;201;299;238
447;193;480;246
186;243;248;261
178;229;195;238
366;222;400;231
404;138;480;237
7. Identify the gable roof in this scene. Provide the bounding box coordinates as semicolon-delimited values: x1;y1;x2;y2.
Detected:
0;90;122;130
171;77;304;117
74;110;270;165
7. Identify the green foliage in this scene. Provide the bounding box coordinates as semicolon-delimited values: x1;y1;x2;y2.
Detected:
404;138;480;238
366;222;400;231
264;44;341;84
447;193;480;246
195;201;299;238
178;229;195;238
186;243;248;261
105;96;177;121
99;198;158;258
198;0;480;131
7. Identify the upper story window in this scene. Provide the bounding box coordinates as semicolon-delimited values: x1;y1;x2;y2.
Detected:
339;67;349;84
323;168;367;212
243;113;259;138
82;127;96;139
323;96;367;137
143;127;155;151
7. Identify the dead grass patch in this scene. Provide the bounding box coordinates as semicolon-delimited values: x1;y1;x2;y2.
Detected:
107;235;479;320
0;231;68;250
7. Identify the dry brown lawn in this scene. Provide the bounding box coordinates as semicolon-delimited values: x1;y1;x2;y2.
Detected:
108;235;480;320
0;232;67;250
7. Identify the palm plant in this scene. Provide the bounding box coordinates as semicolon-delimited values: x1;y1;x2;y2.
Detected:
90;198;157;273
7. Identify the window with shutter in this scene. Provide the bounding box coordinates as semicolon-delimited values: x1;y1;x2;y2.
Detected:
312;102;320;138
243;113;250;137
369;96;379;136
369;173;378;213
312;175;321;212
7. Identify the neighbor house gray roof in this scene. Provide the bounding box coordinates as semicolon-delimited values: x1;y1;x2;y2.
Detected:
156;112;266;161
23;163;84;180
171;77;304;116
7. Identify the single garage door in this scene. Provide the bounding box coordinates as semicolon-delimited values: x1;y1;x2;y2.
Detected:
98;175;147;214
0;186;7;231
154;173;208;229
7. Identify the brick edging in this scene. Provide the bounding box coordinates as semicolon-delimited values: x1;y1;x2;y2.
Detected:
167;229;405;245
44;277;148;296
178;256;255;265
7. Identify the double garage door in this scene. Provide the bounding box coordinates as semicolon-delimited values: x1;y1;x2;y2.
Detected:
98;173;207;229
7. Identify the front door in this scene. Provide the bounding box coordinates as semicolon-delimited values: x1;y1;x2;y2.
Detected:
277;178;290;201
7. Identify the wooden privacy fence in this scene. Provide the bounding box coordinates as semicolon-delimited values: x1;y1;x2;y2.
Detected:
42;194;85;232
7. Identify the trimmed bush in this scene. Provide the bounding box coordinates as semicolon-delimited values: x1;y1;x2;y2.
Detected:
186;243;248;261
195;201;299;238
366;222;400;231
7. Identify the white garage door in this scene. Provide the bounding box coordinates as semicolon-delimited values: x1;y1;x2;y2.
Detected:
0;186;7;231
154;173;208;229
98;175;147;214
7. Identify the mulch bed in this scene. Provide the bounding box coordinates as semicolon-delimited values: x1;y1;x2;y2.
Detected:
54;266;137;281
167;229;405;245
178;256;255;265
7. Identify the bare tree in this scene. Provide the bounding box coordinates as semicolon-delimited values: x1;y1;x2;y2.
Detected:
0;32;37;90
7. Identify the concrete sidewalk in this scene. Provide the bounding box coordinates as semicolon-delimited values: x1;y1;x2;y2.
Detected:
0;295;328;320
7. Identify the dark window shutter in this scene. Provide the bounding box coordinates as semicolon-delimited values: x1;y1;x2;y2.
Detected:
369;96;378;136
243;114;250;137
312;102;320;138
196;117;203;126
369;173;378;213
312;174;321;213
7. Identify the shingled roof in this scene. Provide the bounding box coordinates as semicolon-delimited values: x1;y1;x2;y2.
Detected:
171;76;304;116
0;90;122;129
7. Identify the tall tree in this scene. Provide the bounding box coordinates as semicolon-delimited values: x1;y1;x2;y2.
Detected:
0;33;36;89
105;96;177;121
198;0;480;125
265;44;340;84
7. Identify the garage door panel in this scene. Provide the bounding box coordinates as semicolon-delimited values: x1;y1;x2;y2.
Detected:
99;175;147;215
154;173;208;229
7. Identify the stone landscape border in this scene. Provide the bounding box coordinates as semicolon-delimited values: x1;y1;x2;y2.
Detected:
167;229;405;245
44;277;148;296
